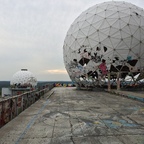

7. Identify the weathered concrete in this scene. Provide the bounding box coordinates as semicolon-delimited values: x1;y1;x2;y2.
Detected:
107;89;144;103
0;87;144;144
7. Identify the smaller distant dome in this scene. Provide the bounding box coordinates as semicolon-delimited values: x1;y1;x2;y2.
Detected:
10;69;37;88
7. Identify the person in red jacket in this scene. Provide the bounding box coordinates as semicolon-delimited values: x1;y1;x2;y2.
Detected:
98;59;108;78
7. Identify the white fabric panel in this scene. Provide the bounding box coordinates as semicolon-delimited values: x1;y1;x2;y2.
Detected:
116;49;129;59
131;37;140;48
88;32;99;41
133;29;141;40
102;38;113;48
97;11;106;18
87;6;97;14
131;44;141;57
70;24;79;33
77;30;86;38
140;43;144;54
107;5;118;11
100;27;110;35
129;17;139;26
88;38;99;47
92;15;104;23
140;17;144;26
111;30;121;38
99;3;108;9
99;31;108;42
121;16;130;23
81;21;91;29
99;20;110;29
129;25;139;35
108;12;119;19
78;21;85;28
72;31;79;38
116;41;128;50
92;20;104;29
88;26;97;35
110;27;119;36
119;19;128;28
77;38;86;46
85;13;95;20
68;35;75;47
81;26;90;36
107;4;116;9
120;9;131;15
111;38;121;48
140;28;144;40
105;10;116;17
123;37;132;48
70;41;77;51
122;25;132;35
83;38;90;46
86;15;95;24
96;7;105;13
112;20;120;29
133;14;141;25
121;31;131;38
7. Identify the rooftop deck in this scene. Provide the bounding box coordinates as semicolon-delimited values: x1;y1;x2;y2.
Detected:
0;87;144;144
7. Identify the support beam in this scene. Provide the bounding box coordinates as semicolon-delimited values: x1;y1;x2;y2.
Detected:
108;72;111;91
117;72;120;90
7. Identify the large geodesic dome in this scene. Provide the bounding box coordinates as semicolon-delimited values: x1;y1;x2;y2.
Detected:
63;1;144;88
10;69;37;88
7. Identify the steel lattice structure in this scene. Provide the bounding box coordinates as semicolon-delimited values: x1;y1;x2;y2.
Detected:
63;1;144;88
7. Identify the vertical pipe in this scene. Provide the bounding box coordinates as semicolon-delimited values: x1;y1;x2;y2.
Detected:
108;72;111;91
117;72;120;90
21;95;23;112
16;97;19;115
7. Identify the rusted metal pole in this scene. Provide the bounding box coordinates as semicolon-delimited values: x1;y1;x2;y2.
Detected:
117;72;120;90
108;72;111;91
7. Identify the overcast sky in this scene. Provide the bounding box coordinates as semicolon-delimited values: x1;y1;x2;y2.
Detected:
0;0;144;81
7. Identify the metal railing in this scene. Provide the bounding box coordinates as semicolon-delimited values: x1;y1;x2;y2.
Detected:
0;84;54;128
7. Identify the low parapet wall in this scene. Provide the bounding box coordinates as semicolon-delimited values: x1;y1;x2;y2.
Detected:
0;84;54;128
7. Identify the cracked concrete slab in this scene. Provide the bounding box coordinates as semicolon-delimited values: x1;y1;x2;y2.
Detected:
0;87;144;144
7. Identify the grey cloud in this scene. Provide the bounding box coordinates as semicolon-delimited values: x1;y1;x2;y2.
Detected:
0;0;143;81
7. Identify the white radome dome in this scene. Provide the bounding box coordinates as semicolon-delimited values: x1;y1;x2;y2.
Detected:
10;69;37;88
63;1;144;87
